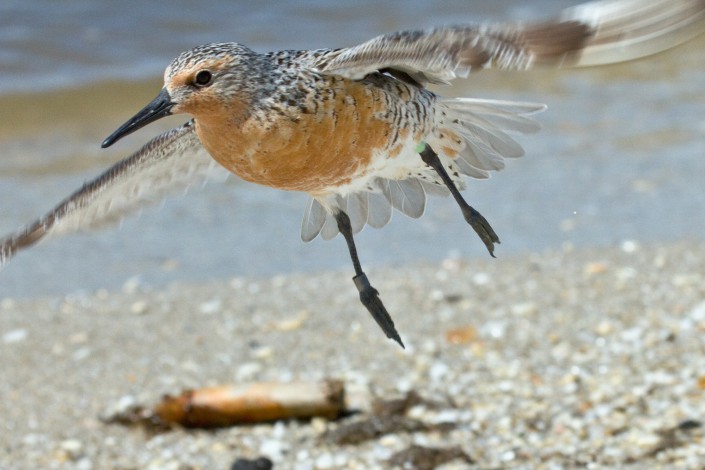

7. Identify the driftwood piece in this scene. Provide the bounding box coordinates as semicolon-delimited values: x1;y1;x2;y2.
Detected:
102;380;345;430
155;380;345;428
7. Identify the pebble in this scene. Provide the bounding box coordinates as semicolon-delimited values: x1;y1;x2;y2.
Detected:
130;300;149;315
274;310;309;331
198;298;222;314
121;276;143;294
259;439;286;460
688;300;705;321
314;452;334;468
428;361;449;381
3;328;28;344
620;240;639;253
72;347;92;361
510;301;537;316
236;362;262;380
471;272;490;286
59;439;84;460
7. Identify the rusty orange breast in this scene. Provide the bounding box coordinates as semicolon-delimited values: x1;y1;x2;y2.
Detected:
195;78;396;193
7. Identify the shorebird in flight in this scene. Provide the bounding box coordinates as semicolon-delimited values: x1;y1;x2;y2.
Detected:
2;0;704;347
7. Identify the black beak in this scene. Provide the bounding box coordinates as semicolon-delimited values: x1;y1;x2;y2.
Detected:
101;88;174;148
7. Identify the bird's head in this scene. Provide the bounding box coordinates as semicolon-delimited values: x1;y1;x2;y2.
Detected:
102;42;258;148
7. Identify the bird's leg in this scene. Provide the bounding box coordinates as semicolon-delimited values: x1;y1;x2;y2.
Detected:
334;210;404;348
418;142;500;257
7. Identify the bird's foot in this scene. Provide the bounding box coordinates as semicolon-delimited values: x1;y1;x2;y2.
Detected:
353;273;404;348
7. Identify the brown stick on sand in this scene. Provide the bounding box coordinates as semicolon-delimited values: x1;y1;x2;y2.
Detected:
154;380;345;428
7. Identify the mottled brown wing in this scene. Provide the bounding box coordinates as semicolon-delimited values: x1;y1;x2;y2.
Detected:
317;0;705;84
0;121;225;267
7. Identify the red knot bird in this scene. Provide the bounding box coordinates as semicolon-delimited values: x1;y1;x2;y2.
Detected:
2;0;704;347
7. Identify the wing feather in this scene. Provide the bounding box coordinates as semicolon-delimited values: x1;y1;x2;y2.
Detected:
316;0;705;84
0;121;224;267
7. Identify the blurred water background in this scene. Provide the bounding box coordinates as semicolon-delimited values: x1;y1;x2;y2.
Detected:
1;0;704;299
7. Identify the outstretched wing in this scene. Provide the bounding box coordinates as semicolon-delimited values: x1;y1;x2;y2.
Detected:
298;0;705;242
315;0;705;84
0;121;225;267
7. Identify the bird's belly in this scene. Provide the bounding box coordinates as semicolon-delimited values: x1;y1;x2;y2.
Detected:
198;103;409;194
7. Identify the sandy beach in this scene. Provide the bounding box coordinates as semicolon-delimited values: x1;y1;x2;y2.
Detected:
2;240;704;469
1;3;705;469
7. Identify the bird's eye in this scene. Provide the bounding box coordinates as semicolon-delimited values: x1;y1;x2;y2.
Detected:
194;70;212;87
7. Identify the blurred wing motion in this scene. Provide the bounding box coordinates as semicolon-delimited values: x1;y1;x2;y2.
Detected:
0;121;225;267
317;0;705;84
564;0;705;66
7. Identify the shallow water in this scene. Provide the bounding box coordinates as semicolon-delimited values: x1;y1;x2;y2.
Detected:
1;1;704;299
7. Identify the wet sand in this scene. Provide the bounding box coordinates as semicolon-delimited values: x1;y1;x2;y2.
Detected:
2;241;704;469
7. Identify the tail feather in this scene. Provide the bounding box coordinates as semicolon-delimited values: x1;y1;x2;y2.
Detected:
347;191;369;234
458;122;525;159
455;142;501;175
435;97;547;178
300;98;546;242
301;197;327;242
366;190;393;228
388;178;426;219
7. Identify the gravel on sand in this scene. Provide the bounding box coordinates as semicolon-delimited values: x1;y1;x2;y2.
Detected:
2;240;705;469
